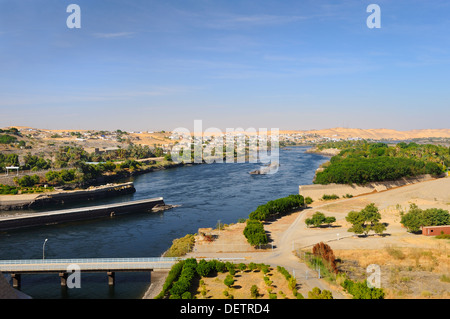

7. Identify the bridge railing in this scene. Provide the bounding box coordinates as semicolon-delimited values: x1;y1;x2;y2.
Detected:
0;257;182;272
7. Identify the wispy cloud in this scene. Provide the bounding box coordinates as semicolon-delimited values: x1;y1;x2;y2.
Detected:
0;86;199;107
92;32;136;39
200;13;309;29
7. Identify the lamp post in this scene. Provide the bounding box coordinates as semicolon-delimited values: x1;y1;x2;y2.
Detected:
42;239;48;260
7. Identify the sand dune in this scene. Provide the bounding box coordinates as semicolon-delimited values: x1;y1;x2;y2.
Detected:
287;127;450;140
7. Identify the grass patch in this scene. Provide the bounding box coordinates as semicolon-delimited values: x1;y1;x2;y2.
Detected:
385;246;406;260
163;234;195;257
440;274;450;283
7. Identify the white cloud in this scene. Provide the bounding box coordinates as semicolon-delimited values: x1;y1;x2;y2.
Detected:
92;32;135;39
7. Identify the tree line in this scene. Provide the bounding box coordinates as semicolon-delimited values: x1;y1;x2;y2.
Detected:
244;195;305;246
314;141;448;185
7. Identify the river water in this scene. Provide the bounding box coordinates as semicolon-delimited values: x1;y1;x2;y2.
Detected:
0;146;327;299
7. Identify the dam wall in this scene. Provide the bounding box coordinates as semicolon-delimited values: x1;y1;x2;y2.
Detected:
299;174;435;201
0;197;166;231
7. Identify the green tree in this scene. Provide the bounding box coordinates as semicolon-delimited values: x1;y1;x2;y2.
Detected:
250;285;259;298
243;220;268;246
305;212;336;228
14;174;40;187
401;204;450;233
346;203;386;236
196;260;214;277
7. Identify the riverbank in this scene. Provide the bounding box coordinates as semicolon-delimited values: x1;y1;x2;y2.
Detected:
304;147;340;157
179;176;450;299
0;182;136;210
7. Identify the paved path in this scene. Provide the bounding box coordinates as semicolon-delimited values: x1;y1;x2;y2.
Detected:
187;205;349;299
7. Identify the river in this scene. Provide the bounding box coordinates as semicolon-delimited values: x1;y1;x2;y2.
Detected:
0;146;328;299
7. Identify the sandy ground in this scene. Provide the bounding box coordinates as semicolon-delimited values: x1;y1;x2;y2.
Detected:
183;177;450;299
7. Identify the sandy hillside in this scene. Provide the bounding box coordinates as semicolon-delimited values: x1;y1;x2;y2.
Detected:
280;128;450;140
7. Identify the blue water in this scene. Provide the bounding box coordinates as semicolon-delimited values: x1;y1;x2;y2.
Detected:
0;146;327;298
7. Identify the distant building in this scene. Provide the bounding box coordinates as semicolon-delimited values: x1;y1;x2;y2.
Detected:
422;225;450;236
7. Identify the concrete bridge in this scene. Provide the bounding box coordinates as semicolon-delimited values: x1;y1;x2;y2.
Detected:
0;257;180;288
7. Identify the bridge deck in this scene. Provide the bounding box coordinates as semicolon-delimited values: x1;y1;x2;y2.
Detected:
0;257;180;273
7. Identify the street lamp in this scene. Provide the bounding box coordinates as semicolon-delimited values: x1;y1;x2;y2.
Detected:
42;239;48;260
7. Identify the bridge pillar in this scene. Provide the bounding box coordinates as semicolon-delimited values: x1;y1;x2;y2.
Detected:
59;272;68;286
107;271;115;286
11;273;21;289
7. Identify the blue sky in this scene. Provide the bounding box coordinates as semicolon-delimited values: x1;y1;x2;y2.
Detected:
1;0;449;131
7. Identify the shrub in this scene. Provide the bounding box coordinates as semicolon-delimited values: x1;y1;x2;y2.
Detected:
248;262;257;271
305;212;336;228
312;242;338;274
155;260;185;299
322;194;339;200
213;260;226;273
14;174;40;187
0;134;17;144
238;263;247;272
0;184;19;195
248;194;305;221
250;285;259;298
308;287;333;299
243;220;268;246
341;279;385;299
263;276;272;286
181;291;192;299
196;259;215;277
224;275;234;288
169;258;197;297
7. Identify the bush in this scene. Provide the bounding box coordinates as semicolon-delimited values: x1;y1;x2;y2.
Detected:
0;134;17;144
45;169;77;185
312;242;338;274
0;184;19;195
196;259;215;277
155;260;185;299
322;194;339;200
341;279;385;299
248;194;305;221
224;275;234;288
169;258;197;297
250;285;259;298
305;212;336;228
308;287;333;299
213;260;226;273
243;220;268;246
14;174;40;187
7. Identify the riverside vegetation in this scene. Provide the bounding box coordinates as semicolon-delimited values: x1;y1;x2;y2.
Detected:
155;258;310;299
314;141;448;185
0;145;176;194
